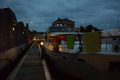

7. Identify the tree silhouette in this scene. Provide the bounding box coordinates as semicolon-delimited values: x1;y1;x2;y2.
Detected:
86;24;94;32
84;24;100;32
80;25;85;32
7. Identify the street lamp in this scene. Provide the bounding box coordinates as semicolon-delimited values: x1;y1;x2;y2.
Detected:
81;21;84;26
30;21;33;24
30;21;34;30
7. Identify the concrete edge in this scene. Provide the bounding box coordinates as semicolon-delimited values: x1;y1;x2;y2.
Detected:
38;44;52;80
7;42;35;80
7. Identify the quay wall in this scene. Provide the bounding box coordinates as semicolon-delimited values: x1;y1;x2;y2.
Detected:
0;43;26;71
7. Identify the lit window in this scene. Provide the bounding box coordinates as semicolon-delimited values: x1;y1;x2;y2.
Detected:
13;27;15;31
64;24;66;26
60;24;62;26
12;23;17;26
57;24;59;26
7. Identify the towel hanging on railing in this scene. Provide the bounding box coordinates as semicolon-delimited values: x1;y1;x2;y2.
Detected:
82;32;101;52
67;35;75;49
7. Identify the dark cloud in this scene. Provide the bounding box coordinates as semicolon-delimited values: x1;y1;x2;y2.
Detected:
0;0;120;32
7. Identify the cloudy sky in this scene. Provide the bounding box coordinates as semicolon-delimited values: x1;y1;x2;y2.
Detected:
0;0;120;32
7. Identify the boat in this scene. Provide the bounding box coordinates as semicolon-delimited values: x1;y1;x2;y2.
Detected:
42;26;120;80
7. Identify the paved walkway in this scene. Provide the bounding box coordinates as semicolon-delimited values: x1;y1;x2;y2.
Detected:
9;42;47;80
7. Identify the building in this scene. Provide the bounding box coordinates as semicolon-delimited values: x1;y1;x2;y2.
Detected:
73;28;80;32
2;7;17;22
52;17;75;28
48;26;73;32
0;8;27;53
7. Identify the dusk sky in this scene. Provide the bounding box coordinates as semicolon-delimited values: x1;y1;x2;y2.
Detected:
0;0;120;32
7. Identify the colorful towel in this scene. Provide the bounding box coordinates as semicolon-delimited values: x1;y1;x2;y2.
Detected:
82;32;101;52
67;35;75;49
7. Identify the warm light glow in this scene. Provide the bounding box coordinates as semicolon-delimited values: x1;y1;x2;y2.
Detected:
23;32;24;34
40;42;44;45
33;37;39;41
34;38;36;41
57;24;59;26
12;23;17;26
60;24;62;26
13;28;15;31
59;48;62;51
41;38;44;41
64;24;67;26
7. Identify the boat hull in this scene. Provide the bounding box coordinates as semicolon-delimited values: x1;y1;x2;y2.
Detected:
43;47;120;80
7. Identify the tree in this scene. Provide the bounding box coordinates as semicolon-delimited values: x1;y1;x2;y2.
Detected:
85;24;100;32
94;27;100;31
80;26;85;32
32;30;37;33
85;24;94;32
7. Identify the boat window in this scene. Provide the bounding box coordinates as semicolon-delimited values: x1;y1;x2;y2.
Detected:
60;24;62;26
64;24;66;26
57;24;59;26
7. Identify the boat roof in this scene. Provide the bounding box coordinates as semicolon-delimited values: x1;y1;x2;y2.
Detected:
48;32;82;37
